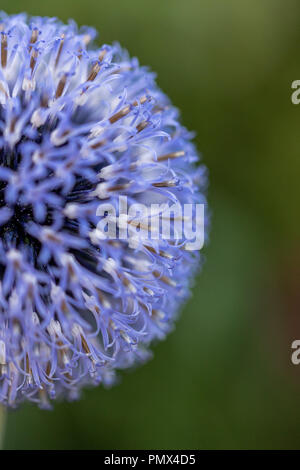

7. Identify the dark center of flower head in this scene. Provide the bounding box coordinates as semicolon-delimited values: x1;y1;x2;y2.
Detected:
0;13;206;409
0;130;99;260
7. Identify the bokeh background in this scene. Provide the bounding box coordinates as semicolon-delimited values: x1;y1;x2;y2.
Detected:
1;0;300;449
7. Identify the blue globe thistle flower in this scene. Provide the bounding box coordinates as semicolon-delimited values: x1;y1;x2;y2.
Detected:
0;13;207;408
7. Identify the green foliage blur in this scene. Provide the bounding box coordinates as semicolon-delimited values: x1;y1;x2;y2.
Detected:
2;0;300;449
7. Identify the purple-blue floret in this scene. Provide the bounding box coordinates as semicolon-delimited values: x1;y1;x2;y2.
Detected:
0;13;207;408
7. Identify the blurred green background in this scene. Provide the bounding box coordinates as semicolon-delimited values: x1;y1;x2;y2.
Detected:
2;0;300;449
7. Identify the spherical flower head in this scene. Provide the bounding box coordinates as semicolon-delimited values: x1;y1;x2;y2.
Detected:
0;12;207;408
